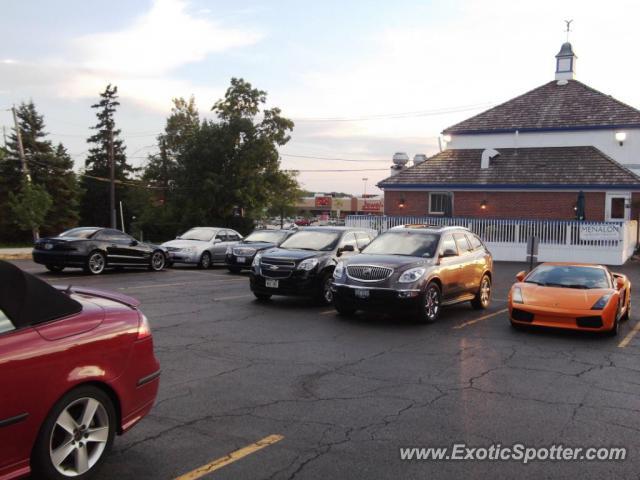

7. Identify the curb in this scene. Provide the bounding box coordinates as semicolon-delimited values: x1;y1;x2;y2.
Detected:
0;254;32;260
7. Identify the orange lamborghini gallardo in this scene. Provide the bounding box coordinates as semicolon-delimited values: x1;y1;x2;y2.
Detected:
508;263;631;335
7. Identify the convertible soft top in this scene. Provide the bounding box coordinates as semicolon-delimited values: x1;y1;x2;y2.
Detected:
0;260;82;328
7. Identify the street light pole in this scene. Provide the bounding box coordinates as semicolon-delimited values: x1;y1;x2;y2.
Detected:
362;177;368;198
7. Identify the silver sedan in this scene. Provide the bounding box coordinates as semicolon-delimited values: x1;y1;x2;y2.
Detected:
162;227;243;268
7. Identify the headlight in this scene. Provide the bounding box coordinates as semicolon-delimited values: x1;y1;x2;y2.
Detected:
591;294;612;310
252;252;262;267
398;267;426;283
184;246;197;253
297;258;319;271
334;261;345;279
512;286;524;304
226;246;233;254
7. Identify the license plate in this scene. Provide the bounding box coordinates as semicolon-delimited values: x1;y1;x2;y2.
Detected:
355;289;370;299
265;279;279;288
236;256;246;264
44;243;53;250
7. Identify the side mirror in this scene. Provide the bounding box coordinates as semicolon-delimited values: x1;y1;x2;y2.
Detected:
440;248;457;258
516;271;526;282
615;277;625;290
130;240;138;246
339;244;355;255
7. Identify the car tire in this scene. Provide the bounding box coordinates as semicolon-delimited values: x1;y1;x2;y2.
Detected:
315;272;334;306
334;298;357;317
46;265;65;273
621;298;630;322
31;385;116;480
471;275;491;310
83;251;106;275
253;292;272;301
149;250;166;271
198;252;212;269
227;267;242;274
417;282;441;323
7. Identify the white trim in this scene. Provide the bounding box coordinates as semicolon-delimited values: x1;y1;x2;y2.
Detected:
605;191;632;221
383;187;640;193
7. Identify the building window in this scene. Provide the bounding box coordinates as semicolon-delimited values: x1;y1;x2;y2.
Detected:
429;193;451;215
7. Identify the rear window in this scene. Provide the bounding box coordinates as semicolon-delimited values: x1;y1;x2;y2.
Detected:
59;227;99;239
526;265;610;289
0;309;14;334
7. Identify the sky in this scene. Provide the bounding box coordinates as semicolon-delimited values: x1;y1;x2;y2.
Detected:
2;0;640;195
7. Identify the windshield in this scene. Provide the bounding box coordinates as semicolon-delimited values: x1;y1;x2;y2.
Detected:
279;231;341;251
179;228;215;242
362;231;440;258
525;265;610;289
245;231;288;243
58;227;99;239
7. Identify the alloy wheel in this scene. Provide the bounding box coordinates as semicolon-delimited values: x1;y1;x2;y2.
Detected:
480;277;491;307
151;251;165;271
200;252;211;269
323;277;334;304
88;253;105;274
49;397;110;477
425;286;440;321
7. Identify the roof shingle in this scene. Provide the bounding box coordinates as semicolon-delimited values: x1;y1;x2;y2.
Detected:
378;146;640;188
443;80;640;134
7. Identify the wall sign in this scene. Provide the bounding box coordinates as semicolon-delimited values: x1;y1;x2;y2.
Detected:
579;224;621;241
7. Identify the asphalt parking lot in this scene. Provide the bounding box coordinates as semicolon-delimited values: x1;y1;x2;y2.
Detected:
13;259;640;480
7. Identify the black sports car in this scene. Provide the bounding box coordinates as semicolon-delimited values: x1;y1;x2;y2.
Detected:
32;227;168;275
225;229;296;273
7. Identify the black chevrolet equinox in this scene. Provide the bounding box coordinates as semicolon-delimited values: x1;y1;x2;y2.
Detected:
249;226;377;305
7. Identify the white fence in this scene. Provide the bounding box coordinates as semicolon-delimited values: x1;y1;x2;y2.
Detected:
346;215;638;265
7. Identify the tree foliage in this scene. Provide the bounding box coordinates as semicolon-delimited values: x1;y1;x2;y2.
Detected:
8;180;52;236
80;84;133;227
0;101;81;241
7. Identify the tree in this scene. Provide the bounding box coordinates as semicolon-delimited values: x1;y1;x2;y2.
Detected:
80;84;133;227
0;101;81;240
170;78;298;231
8;180;52;240
266;170;302;227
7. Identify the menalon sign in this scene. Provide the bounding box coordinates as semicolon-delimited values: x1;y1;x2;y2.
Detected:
579;224;621;241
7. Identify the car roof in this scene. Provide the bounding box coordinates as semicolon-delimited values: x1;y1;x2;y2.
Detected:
538;262;607;269
387;225;470;234
302;226;376;233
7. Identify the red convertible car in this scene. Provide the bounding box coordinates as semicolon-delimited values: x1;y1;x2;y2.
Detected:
0;261;160;480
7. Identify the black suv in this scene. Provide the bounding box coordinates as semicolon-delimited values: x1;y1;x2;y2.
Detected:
225;229;296;273
249;227;377;304
331;226;493;322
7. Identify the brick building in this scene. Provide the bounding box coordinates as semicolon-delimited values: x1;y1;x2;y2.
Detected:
379;41;640;221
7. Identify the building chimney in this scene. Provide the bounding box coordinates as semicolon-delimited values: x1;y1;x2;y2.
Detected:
481;148;499;169
390;152;409;176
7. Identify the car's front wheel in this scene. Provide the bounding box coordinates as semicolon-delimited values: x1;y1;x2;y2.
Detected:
418;282;441;323
46;264;65;273
198;252;212;269
32;386;116;480
149;250;166;271
316;272;334;305
84;251;106;275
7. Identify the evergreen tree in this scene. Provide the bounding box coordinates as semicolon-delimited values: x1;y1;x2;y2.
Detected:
0;101;81;240
80;84;133;226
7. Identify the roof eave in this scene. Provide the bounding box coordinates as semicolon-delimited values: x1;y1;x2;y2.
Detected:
442;124;640;136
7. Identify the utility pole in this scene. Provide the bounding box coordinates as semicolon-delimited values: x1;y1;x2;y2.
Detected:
160;137;168;206
12;105;38;241
108;124;116;229
2;126;7;147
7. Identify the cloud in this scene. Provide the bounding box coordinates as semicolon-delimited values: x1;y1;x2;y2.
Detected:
72;0;261;77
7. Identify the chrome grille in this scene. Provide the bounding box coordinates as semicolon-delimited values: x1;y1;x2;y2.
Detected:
260;257;296;278
346;265;393;282
233;247;257;256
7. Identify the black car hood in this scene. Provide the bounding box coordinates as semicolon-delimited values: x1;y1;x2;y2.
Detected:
260;247;326;261
345;254;434;269
0;260;82;328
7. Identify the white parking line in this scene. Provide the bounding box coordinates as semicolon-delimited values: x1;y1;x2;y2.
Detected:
618;321;640;348
120;278;246;290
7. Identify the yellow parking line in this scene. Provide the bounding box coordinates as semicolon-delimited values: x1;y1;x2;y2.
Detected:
174;434;284;480
618;321;640;348
452;308;508;330
320;309;335;315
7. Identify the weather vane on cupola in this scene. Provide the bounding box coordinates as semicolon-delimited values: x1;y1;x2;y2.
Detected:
564;19;573;41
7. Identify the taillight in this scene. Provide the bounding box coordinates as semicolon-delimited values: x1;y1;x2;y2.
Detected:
137;313;152;339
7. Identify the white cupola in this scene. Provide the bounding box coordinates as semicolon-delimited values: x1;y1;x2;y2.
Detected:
555;42;577;81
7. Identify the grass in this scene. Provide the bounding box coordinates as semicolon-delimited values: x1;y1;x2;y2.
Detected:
0;242;33;248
